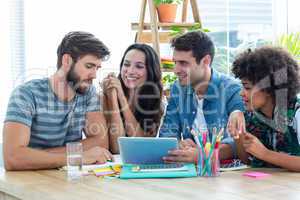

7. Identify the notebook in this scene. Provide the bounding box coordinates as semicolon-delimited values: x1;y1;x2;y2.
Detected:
61;155;122;171
118;137;197;179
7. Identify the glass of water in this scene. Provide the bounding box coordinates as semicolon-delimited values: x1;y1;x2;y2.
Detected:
66;142;83;181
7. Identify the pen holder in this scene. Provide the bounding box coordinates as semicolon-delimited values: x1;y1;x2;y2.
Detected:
197;147;220;177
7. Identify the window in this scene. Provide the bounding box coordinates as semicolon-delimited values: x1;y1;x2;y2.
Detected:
198;0;273;73
0;0;25;134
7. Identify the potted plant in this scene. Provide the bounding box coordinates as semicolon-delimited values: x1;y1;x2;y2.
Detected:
154;0;183;23
162;73;177;98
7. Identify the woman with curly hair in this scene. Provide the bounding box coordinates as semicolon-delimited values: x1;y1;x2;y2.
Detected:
228;46;300;171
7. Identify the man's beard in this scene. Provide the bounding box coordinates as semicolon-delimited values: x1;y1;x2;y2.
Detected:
66;63;89;94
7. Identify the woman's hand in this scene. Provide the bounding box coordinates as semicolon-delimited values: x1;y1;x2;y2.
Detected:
101;80;115;98
101;73;121;97
102;73;124;98
107;77;123;98
243;132;269;160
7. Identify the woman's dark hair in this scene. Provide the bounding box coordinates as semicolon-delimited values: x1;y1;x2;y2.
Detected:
56;31;110;68
171;30;215;64
232;46;300;106
119;43;163;135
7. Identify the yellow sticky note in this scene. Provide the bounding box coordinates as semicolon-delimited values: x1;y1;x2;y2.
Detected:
112;165;122;173
94;167;113;173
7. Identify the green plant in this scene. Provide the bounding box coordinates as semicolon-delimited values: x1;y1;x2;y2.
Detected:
275;32;300;63
154;0;183;6
162;73;177;88
169;23;210;37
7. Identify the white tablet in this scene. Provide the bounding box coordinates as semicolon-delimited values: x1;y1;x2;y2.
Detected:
118;137;178;165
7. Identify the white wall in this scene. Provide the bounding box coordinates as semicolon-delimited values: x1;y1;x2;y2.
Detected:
288;0;300;32
24;0;140;81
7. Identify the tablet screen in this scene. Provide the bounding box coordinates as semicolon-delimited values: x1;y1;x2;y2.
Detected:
118;137;178;164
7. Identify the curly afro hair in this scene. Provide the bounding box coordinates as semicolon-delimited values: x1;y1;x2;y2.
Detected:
232;46;300;105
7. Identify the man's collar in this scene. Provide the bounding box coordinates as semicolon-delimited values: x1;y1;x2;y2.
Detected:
185;69;220;101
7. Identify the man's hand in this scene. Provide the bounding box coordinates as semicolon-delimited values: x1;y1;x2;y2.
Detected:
163;147;198;164
179;139;197;149
227;110;245;139
243;132;268;160
163;139;198;163
82;146;113;164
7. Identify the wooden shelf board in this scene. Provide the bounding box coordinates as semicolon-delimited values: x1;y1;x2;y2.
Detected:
131;22;199;30
136;31;174;43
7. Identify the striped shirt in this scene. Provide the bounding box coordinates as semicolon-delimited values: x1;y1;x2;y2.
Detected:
5;78;100;149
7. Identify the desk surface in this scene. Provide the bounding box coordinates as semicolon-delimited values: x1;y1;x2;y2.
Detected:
0;168;299;200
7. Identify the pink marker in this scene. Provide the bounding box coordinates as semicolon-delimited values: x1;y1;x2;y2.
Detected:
202;132;207;146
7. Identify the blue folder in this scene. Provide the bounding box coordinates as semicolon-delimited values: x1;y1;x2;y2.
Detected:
120;163;197;179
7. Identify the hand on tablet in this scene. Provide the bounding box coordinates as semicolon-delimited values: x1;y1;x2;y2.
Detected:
179;139;197;149
163;147;198;164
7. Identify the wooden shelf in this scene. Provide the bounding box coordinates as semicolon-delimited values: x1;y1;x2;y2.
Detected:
132;0;202;60
135;31;173;43
131;22;200;30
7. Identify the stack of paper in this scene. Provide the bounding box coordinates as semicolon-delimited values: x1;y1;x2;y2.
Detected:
82;155;122;171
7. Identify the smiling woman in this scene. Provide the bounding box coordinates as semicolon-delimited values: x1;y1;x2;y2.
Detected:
101;44;163;154
121;49;148;89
